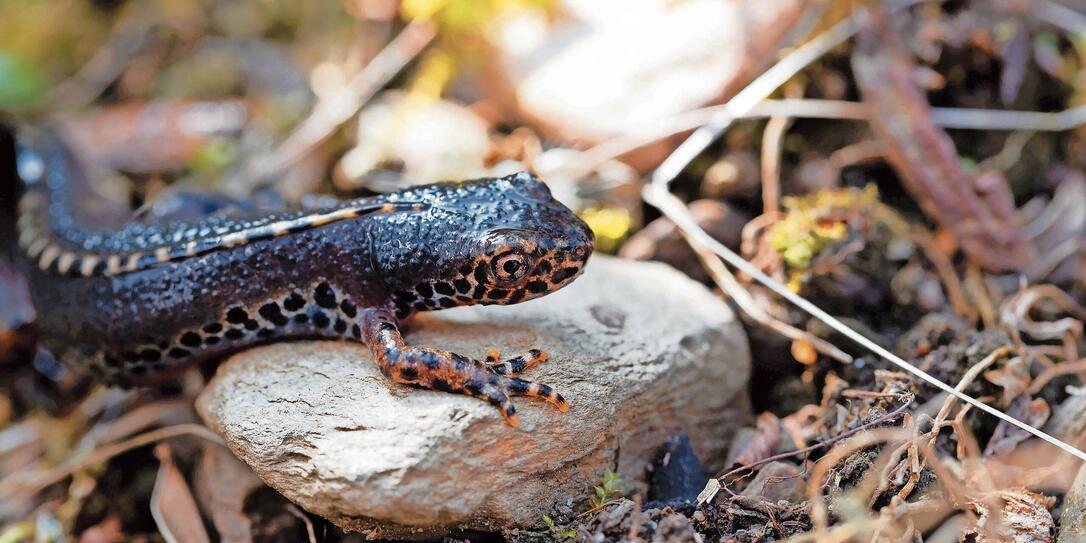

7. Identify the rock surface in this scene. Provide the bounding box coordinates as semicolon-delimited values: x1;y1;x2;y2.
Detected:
196;256;751;538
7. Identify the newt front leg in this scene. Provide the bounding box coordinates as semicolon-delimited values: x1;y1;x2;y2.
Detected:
362;311;568;426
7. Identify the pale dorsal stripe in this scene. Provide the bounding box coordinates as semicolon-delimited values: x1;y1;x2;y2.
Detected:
18;198;427;277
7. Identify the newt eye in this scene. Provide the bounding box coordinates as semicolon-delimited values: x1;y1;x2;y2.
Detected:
492;252;530;284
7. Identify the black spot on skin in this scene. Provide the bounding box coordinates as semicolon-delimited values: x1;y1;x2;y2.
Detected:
536;261;552;275
423;299;438;308
244;319;260;331
455;295;474;304
413;301;429;311
454;279;471;294
90;260;107;275
399;367;418;381
438;298;456;308
122;351;140;363
472;285;487;299
525;280;548;294
552;266;580;283
351;324;362;339
168;348;190;359
334;318;348;334
431;378;452;392
315;282;337;309
104;355;123;367
130;365;148;376
157;340;170;350
394;308;411;320
507;290;526;304
464;381;483;395
140;349;161;362
226;307;248;324
180;332;202;347
486;288;510;300
258;328;276;338
312;311;331;328
204;336;221;346
203;322;223;334
473;263;488;284
340;300;357;318
416;283;434;298
259;302;289;326
294;313;309;324
393;290;416;302
283;292;305;312
225;328;245;340
458;264;473;276
434;282;455;296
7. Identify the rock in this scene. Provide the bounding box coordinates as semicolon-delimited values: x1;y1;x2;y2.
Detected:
647;434;708;505
484;0;807;168
196;256;751;538
1058;463;1086;543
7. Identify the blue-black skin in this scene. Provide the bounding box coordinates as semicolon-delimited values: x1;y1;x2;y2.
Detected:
14;129;594;424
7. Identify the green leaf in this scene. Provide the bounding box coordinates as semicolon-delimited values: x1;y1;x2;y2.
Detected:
0;51;47;110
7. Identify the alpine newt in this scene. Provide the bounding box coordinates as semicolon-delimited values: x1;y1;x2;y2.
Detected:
11;128;595;426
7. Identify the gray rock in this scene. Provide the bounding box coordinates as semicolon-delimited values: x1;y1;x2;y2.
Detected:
196;256;751;538
1059;463;1086;543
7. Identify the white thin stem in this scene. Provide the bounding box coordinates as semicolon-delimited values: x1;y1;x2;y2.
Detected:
650;11;868;188
643;183;1086;463
641;0;1086;463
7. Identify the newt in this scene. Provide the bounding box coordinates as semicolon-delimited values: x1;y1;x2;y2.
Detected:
11;128;594;426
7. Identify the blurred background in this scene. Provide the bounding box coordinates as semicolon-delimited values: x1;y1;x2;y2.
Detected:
7;0;1086;541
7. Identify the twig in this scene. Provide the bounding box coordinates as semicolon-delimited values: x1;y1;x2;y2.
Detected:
244;21;435;183
649;1;896;190
640;0;1086;463
1028;358;1086;395
286;504;319;543
853;4;1032;271
681;226;852;363
761;116;791;214
566;99;1086;181
977;131;1035;172
805;428;914;531
49;19;156;110
0;423;223;501
1033;0;1086;36
910;227;976;321
720;394;913;481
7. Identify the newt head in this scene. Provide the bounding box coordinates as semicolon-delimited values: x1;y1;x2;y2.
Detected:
374;172;594;317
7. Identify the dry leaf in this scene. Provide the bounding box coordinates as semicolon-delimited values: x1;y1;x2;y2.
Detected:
151;443;211;543
194;443;264;543
77;516;125;543
733;412;782;467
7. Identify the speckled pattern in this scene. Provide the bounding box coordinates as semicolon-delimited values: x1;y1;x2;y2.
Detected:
14;128;594;424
